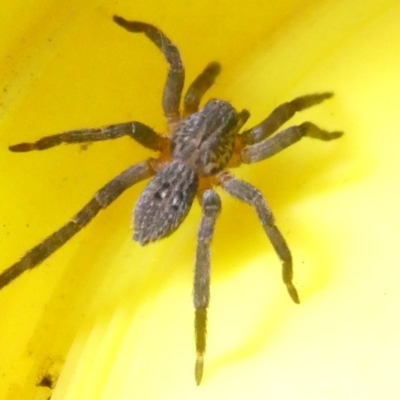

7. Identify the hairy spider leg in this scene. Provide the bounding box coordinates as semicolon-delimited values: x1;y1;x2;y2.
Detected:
241;121;343;164
219;172;300;304
194;189;221;385
0;161;154;290
183;62;221;117
9;122;164;152
113;16;185;130
242;92;337;145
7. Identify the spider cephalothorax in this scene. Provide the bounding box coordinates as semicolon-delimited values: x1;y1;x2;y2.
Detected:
1;15;342;384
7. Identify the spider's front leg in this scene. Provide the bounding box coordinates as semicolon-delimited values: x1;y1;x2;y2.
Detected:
219;172;300;304
113;16;185;130
242;92;338;145
0;161;154;290
242;121;343;164
194;189;221;385
183;62;221;117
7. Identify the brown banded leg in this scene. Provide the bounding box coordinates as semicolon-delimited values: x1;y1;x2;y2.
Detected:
242;92;335;145
194;189;221;385
0;161;154;290
219;172;299;304
9;122;164;152
183;62;221;117
113;16;185;129
241;121;343;164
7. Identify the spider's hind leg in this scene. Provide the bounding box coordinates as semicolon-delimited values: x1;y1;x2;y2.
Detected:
193;189;221;385
183;62;221;117
0;160;154;290
9;121;164;152
219;172;300;304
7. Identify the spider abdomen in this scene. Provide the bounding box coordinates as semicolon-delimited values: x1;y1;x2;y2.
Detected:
171;99;238;176
132;161;198;245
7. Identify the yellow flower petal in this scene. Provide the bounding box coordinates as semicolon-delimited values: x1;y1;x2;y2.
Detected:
1;0;400;399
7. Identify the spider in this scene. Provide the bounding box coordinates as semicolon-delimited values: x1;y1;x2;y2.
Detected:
1;15;343;384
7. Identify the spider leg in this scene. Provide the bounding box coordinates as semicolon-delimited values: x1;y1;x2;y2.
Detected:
183;62;221;117
9;121;164;152
218;172;300;304
241;121;343;164
113;16;185;129
0;161;154;290
242;92;336;145
194;189;221;385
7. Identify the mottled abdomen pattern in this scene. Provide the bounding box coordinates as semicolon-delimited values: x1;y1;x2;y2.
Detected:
133;161;198;245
